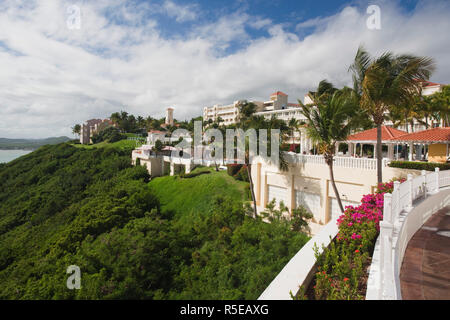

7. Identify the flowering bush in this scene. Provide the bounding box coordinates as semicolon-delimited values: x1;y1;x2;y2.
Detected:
295;178;405;300
375;177;406;194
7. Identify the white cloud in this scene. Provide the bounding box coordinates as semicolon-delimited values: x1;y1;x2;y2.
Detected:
163;0;197;23
0;0;449;138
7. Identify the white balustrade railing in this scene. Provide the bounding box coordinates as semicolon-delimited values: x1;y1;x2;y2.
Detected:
372;167;450;300
286;152;388;170
439;169;450;188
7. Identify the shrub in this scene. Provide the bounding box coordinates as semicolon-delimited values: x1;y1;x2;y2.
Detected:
226;164;242;177
180;170;210;179
300;179;405;300
91;127;126;144
388;160;450;171
291;206;313;233
235;165;249;182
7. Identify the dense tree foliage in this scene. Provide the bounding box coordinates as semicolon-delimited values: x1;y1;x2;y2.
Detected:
91;127;126;144
0;143;309;299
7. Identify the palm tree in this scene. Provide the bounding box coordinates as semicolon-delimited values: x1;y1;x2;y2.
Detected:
236;101;259;217
349;46;435;184
137;116;145;129
288;118;299;146
110;112;121;126
428;85;450;127
299;87;359;213
235;101;289;217
389;97;422;133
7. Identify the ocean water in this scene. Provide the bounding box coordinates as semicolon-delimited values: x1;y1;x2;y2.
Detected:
0;150;32;163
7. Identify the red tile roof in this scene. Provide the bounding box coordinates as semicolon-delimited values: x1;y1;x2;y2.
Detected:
148;130;166;134
346;126;407;142
271;91;288;96
391;127;450;143
414;79;443;87
287;103;300;107
422;81;441;87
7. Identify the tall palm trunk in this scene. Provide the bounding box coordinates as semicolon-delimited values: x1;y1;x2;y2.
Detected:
376;122;383;184
246;163;258;218
327;158;344;213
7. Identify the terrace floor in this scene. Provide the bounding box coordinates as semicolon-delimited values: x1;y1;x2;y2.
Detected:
400;205;450;300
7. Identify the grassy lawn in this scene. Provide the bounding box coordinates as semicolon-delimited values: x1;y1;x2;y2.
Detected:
70;139;139;152
148;166;250;220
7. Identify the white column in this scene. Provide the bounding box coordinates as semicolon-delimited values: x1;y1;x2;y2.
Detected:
387;144;394;160
301;133;305;154
417;144;423;160
307;138;311;154
408;142;413;161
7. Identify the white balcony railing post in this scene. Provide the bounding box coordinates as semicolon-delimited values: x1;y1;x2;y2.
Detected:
421;170;427;198
435;167;440;193
379;220;395;300
383;193;393;224
407;174;413;211
393;181;400;220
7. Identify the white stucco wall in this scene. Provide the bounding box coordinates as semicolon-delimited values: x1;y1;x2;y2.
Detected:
251;155;421;235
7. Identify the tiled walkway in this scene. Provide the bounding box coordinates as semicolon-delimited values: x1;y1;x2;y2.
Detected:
400;206;450;300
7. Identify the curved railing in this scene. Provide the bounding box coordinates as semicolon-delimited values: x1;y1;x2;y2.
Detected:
366;168;450;300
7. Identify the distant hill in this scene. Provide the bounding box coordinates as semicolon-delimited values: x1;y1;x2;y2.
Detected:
0;136;71;150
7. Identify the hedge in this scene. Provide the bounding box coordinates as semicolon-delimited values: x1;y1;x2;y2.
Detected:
227;164;243;176
235;165;249;182
388;161;450;171
180;170;211;179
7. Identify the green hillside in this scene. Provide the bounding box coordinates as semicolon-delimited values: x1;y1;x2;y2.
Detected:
0;143;309;299
149;167;250;219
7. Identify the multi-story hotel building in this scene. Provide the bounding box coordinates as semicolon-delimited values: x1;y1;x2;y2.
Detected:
202;91;311;125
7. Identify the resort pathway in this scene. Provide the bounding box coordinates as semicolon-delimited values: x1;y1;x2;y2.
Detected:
400;205;450;300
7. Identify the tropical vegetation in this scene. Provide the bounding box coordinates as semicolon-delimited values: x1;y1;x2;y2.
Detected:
299;81;360;213
295;178;405;300
349;45;436;184
0;143;309;299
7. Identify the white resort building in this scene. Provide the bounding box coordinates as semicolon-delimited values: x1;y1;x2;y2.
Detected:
203;91;311;126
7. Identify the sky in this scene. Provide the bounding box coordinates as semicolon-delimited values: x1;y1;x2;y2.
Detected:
0;0;449;138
